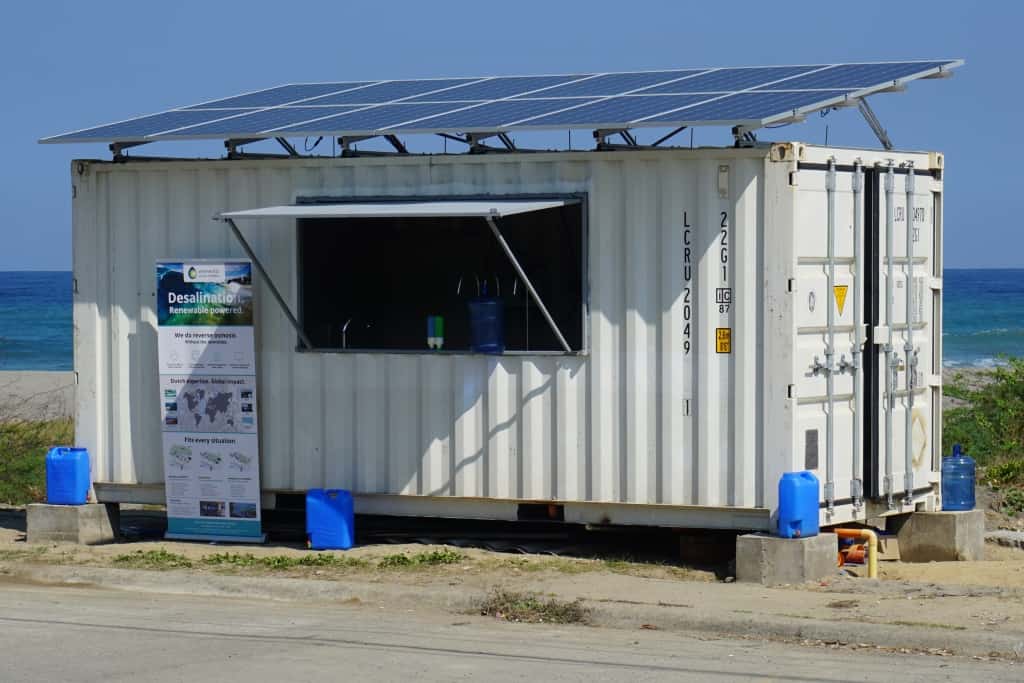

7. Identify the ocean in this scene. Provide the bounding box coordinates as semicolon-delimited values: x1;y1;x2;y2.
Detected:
942;269;1024;368
0;271;72;371
0;269;1020;370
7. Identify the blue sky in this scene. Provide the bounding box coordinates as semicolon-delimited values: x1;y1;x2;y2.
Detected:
0;1;1016;269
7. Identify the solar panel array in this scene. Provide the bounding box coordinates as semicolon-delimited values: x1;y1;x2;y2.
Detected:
41;60;960;145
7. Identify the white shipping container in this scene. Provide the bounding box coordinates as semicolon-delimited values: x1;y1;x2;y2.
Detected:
72;142;943;530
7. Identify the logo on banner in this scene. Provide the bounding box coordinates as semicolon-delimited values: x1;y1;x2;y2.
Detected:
184;263;226;283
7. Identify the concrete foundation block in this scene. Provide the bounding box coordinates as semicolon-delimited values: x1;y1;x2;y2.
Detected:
26;503;119;545
735;533;837;585
896;510;984;562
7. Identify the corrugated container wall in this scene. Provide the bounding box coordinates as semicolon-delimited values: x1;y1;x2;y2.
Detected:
71;144;943;529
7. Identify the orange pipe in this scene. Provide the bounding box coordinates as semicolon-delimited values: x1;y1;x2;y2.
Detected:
834;528;878;579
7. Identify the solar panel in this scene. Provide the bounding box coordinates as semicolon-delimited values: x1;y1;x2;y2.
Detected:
40;60;961;145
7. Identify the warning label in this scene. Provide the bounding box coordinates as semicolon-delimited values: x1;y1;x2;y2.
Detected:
833;285;849;316
715;328;732;354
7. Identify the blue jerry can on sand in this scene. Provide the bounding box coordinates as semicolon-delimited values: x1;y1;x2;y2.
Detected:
777;471;819;538
46;447;91;505
306;488;355;550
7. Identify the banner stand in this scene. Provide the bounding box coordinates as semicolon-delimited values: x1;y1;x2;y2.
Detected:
157;259;265;543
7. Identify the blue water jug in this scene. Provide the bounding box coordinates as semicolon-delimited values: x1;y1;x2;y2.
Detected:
306;488;355;550
468;297;504;354
777;471;819;538
45;447;90;505
941;443;975;511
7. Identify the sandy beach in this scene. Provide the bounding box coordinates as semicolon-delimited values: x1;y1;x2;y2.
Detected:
0;371;75;421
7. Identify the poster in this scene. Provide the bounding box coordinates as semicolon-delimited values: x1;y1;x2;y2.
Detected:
157;260;264;542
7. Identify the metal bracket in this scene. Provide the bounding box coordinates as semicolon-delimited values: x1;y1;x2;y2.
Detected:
857;98;894;151
337;134;410;156
109;141;150;160
437;132;518;153
224;138;272;158
593;129;638;150
731;126;758;148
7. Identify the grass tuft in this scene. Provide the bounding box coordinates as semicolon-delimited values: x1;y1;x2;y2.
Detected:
377;549;463;569
202;552;369;570
478;588;590;624
112;549;193;569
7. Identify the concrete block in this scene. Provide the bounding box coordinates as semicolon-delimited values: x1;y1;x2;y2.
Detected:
896;510;984;562
27;503;119;545
736;533;837;585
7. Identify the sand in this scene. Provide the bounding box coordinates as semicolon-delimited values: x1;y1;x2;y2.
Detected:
0;371;75;421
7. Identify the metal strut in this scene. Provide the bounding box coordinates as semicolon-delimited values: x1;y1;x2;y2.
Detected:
883;162;897;509
484;213;571;353
593;129;638;150
903;164;917;505
274;138;300;157
857;98;894;151
223;217;313;351
850;160;865;511
337;135;410;156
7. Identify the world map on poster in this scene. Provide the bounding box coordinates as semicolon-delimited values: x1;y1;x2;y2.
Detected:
162;376;256;435
180;387;237;430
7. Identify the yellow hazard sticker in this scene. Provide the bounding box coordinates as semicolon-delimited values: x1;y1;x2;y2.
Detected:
833;285;849;316
715;328;732;354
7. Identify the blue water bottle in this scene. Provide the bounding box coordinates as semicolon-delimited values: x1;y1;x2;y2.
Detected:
941;443;975;511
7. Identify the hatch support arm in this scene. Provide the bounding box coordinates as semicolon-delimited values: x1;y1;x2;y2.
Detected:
857;97;894;151
222;216;314;350
484;213;572;353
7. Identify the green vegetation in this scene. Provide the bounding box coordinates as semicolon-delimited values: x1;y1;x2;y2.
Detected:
113;549;194;569
477;588;590;624
108;549;464;573
944;358;1024;516
944;358;1024;467
202;552;369;570
376;549;463;568
0;418;74;504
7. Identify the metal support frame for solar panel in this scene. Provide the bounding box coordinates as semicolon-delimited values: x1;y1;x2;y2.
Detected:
40;59;963;158
856;97;894;151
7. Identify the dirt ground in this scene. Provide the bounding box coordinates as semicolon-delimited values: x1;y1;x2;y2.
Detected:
2;506;1022;593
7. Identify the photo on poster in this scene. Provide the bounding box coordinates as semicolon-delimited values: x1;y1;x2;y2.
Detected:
199;501;226;517
230;502;258;519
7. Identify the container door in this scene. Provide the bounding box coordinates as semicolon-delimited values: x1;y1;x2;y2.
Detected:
792;163;862;518
866;164;939;508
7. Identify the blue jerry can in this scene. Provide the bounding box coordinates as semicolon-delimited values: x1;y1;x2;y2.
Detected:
306;488;355;550
777;471;820;538
45;447;91;505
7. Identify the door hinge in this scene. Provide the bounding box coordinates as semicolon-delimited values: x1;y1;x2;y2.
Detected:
789;170;799;187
